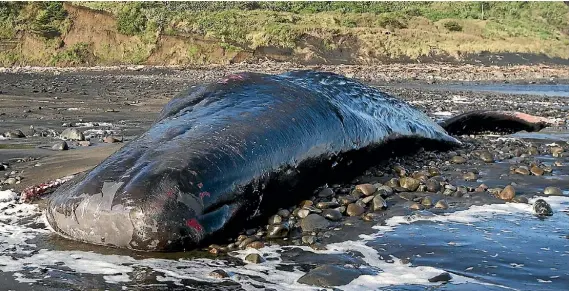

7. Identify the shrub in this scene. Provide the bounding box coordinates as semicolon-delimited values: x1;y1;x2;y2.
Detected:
377;13;407;29
117;3;147;35
443;20;463;32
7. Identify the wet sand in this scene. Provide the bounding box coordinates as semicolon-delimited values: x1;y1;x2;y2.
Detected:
0;67;568;290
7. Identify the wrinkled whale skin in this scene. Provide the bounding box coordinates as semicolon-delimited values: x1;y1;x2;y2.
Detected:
46;70;460;251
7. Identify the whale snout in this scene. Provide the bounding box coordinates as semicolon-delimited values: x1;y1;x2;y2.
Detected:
45;173;207;251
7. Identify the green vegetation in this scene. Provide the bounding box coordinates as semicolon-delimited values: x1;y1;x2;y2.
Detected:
50;42;92;65
1;2;569;66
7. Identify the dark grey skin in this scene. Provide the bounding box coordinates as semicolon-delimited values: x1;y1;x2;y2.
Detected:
45;71;551;251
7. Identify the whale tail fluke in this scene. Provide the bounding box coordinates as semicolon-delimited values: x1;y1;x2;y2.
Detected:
439;110;556;135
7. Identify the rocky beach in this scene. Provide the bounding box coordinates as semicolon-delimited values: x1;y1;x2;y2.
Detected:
1;63;568;290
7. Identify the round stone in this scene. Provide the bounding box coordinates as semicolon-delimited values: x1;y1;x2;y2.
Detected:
346;203;365;217
399;177;420;191
499;185;516;200
543;186;563;196
301;214;330;232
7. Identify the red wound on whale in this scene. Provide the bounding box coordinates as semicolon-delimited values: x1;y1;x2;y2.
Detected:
199;191;210;199
186;218;203;232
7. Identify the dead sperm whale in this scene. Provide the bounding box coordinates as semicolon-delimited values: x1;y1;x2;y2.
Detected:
45;71;551;251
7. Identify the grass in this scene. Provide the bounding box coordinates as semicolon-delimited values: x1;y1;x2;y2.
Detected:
1;2;569;66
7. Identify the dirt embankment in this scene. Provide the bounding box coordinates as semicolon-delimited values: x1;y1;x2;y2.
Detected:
3;3;569;67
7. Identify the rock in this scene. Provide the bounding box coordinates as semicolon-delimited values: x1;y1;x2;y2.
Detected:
103;136;122;143
302;235;317;245
297;265;362;287
244;253;264;264
463;172;478;181
393;165;406;177
361;195;374;204
550;146;564;157
4;129;25;138
277;209;290;218
478;150;494;163
533;199;553;216
339;195;357;205
428;272;452;283
77;140;91;147
384;178;399;188
61;128;85;141
530;166;544;176
247;241;265;249
4;177;16;185
297;208;311;219
316;201;340;209
209;269;229;279
301;214;330;232
372;195;387;211
267;224;289;238
318;188;334;198
355;183;376;196
421;196;434;207
322;209;342;221
498;185;516;200
407;202;423;210
399;177;420;191
239;237;258;249
543;186;563;196
512;196;529;203
51;141;68;151
451;156;466;164
527;147;539;155
268;215;282;225
514;167;530;175
425;178;441;193
376;185;394;196
434;199;449;210
346;203;365;216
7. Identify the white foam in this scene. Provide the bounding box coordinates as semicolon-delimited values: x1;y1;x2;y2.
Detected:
0;189;17;202
433;111;453;117
1;195;567;289
75;122;114;128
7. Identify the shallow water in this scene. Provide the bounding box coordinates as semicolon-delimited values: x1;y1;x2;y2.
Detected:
445;84;569;98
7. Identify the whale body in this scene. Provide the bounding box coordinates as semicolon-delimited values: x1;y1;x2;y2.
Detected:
46;70;462;251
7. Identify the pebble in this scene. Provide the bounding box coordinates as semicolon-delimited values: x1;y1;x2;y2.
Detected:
302;235;317;245
277;209;290;218
428;272;452;283
533;199;553;216
451;156;467;164
4;177;16;185
499;185;516;200
425;178;441;193
209;269;229;279
267;224;289;238
434;199;449;209
244;253;264;264
103;136;122;143
297;208;311;219
297;265;362;287
399;177;420;191
355;183;376;196
514;167;530;175
478;150;494;163
421;196;434;207
268;215;282;225
61;128;85;141
512;196;529;203
543;186;563;196
238;237;258;249
463;172;478;181
530;166;544;176
301;214;330;232
384;178;399;188
346;203;365;216
407;202;423;210
318;188;334;197
316;201;339;209
247;241;265;249
4;129;25;138
376;185;394;196
322;209;342;221
372;195;387;211
52;140;69;151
